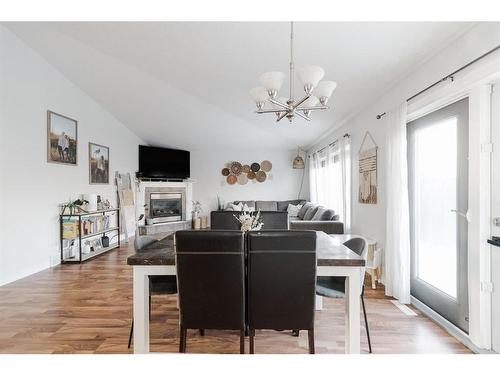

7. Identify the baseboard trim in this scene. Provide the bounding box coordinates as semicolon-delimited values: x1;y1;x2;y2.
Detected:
410;296;494;354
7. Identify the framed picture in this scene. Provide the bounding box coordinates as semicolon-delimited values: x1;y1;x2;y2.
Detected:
89;142;110;184
47;110;78;165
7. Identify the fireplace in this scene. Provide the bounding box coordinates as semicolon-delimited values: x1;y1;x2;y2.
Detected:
148;193;182;224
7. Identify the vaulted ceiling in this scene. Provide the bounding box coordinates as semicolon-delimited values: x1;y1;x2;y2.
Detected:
5;22;474;150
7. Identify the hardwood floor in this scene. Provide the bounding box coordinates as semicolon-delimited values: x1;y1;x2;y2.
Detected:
0;241;470;354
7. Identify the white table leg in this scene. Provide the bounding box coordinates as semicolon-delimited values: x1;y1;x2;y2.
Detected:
133;266;150;354
344;268;361;354
315;295;323;310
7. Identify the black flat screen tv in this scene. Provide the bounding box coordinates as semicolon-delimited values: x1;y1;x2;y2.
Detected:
138;145;190;179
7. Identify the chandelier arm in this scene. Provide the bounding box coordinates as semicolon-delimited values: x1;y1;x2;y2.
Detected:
296;105;329;111
276;111;289;122
292;94;311;109
268;98;289;110
295;111;311;121
256;109;287;114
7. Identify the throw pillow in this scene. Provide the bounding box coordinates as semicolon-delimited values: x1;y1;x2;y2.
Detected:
242;203;255;212
287;203;303;217
303;206;319;221
230;202;243;211
311;207;327;221
297;202;313;219
320;209;336;221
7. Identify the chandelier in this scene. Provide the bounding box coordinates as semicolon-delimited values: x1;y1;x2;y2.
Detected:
250;22;337;123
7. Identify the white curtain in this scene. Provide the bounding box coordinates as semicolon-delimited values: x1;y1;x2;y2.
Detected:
384;102;411;304
309;135;351;228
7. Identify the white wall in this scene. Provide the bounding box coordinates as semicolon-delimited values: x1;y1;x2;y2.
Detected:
307;22;500;253
190;150;306;217
0;26;144;285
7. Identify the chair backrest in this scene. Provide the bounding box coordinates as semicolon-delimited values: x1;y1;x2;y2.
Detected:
343;237;367;292
175;230;245;330
343;238;366;257
247;230;317;330
210;211;289;230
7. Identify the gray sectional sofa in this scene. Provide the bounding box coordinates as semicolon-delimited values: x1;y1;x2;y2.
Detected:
222;200;344;234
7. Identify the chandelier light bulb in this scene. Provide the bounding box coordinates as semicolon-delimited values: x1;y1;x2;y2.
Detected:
315;81;337;99
249;86;269;109
297;65;325;94
258;71;285;97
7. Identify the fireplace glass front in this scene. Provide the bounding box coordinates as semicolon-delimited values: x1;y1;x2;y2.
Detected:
149;193;182;222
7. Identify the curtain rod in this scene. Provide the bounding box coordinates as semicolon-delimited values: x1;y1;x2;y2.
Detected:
309;133;350;156
376;44;500;120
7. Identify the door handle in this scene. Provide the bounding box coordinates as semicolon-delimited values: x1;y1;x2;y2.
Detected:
451;209;471;223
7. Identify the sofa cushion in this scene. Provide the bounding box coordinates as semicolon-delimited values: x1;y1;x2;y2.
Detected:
311;206;327;221
277;199;306;211
312;207;336;221
235;201;256;210
226;202;243;211
321;209;336;221
255;200;278;211
303;206;319;221
286;203;303;217
297;202;313;219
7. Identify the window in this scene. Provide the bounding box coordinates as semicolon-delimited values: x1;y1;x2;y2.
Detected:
309;136;351;228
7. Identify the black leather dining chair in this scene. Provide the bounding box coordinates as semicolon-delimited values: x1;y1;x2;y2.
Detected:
247;230;317;354
175;230;246;354
128;235;178;349
316;237;372;353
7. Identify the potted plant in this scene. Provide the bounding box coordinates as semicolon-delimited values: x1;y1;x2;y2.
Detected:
61;199;89;215
233;210;264;232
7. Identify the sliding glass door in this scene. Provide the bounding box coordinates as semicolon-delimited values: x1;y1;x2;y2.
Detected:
407;98;469;333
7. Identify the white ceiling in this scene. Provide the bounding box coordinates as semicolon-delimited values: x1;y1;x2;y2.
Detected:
5;22;475;151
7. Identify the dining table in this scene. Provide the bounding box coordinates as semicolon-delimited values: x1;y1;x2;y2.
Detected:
127;231;365;354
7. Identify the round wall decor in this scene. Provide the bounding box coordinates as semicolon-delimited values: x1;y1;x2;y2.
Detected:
227;175;237;185
261;160;272;172
221;167;230;176
256;170;267;182
250;162;260;172
230;162;243;175
237;174;248;185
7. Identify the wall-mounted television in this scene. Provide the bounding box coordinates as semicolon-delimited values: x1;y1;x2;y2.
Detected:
138;145;190;179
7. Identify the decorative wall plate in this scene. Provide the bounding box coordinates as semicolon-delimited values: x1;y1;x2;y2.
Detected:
242;164;251;173
250;162;260;172
256;170;267;182
261;160;272;172
247;171;256;179
237;174;248;185
227;175;237;185
221;167;230;176
230;161;243;175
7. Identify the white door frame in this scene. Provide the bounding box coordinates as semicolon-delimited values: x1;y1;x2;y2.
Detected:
406;61;500;350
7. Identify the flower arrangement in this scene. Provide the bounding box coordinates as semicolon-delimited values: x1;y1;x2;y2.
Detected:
233;210;264;232
192;200;202;217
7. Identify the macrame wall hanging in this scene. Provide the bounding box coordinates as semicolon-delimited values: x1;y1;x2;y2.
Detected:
358;131;378;204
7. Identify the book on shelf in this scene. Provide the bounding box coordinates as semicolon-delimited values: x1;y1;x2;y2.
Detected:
62;219;79;239
80;215;113;235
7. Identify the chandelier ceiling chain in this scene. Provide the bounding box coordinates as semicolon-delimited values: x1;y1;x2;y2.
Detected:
250;22;337;123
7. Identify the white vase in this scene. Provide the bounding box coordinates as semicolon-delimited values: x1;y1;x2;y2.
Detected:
83;194;98;211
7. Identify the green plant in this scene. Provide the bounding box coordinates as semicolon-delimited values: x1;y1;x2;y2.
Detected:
216;195;224;211
61;199;89;215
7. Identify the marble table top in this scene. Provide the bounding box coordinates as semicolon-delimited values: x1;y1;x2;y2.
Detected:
127;231;365;267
